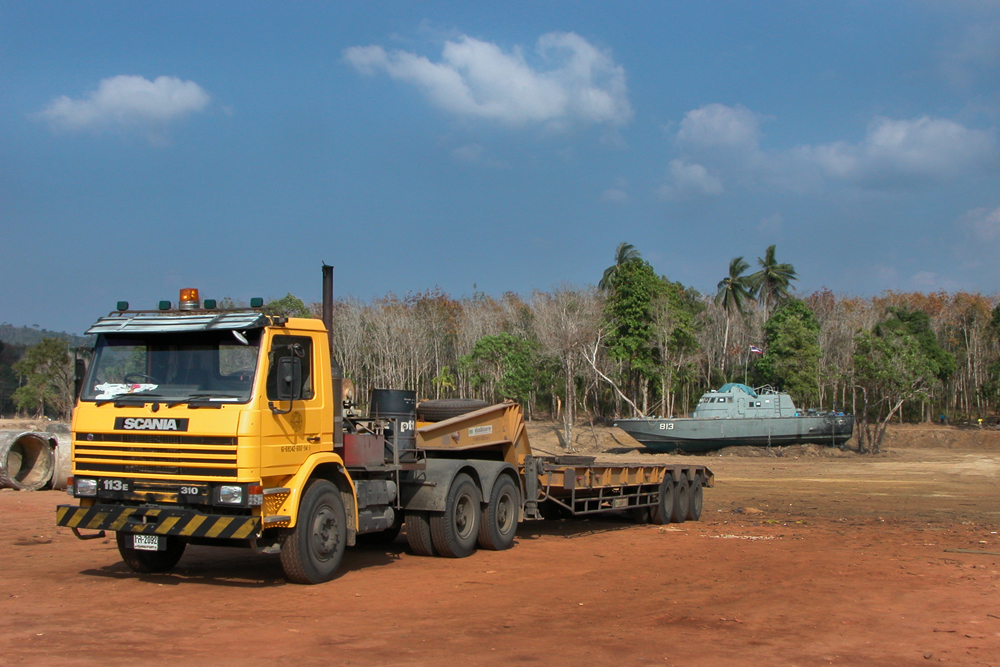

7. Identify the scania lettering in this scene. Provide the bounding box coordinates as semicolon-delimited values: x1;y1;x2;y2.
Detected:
57;269;713;584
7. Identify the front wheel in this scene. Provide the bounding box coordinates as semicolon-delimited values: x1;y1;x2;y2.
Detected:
280;479;347;584
116;532;185;573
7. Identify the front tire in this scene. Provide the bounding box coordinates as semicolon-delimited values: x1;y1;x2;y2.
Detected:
478;475;519;551
115;532;185;574
280;479;347;584
430;473;481;558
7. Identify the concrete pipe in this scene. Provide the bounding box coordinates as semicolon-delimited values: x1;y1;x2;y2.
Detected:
0;431;55;491
47;432;72;490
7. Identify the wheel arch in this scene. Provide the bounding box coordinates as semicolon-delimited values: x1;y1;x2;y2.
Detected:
280;453;358;546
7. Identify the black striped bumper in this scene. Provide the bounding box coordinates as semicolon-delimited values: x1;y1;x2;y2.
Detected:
56;504;261;540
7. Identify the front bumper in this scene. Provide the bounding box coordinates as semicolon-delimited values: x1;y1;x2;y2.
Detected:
56;504;261;540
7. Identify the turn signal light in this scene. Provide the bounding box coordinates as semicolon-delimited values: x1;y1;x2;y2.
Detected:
179;288;200;311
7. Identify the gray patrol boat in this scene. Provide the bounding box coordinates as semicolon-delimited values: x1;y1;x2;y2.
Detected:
613;383;854;453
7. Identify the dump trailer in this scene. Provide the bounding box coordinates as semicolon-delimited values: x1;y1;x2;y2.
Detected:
56;267;713;584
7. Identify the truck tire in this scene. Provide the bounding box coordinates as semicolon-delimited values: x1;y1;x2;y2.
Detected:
477;474;519;551
280;479;347;584
650;478;675;525
115;532;186;574
670;479;690;524
405;511;436;556
416;399;489;422
687;477;704;521
430;473;481;558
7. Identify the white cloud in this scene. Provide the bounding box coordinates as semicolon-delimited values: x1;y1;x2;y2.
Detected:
36;75;210;132
961;205;1000;240
663;104;998;196
344;32;631;127
801;116;998;187
658;159;724;200
676;103;763;151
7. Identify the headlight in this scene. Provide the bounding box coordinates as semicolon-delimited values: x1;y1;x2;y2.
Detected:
75;478;97;497
218;485;243;504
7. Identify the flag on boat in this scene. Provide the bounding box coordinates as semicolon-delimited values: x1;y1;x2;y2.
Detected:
749;345;764;355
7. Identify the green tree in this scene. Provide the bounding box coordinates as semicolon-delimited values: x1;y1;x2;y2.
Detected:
853;308;956;453
598;242;642;291
265;293;312;318
12;337;75;419
756;300;822;406
715;256;753;375
749;245;798;315
463;333;537;406
651;279;702;417
604;258;664;414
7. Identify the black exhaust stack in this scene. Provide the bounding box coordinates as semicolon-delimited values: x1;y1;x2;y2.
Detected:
322;264;344;446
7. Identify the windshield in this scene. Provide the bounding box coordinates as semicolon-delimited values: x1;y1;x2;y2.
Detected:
81;330;262;403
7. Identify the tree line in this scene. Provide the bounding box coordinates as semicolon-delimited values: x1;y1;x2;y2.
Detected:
6;244;1000;455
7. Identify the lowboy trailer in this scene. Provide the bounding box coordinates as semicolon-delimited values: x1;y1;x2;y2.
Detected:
57;266;712;584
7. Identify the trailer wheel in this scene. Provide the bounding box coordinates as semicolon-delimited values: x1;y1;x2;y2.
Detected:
280;479;347;584
650;478;675;525
430;473;481;558
670;479;690;524
405;511;436;556
416;399;490;422
478;475;519;551
115;532;185;574
687;478;704;521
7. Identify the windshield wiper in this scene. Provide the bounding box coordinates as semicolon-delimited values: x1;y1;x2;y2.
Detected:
95;393;165;407
167;394;243;408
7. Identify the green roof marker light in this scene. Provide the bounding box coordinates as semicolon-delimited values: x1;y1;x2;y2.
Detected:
250;297;264;308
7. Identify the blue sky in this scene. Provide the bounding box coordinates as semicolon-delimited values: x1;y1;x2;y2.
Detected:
2;1;999;335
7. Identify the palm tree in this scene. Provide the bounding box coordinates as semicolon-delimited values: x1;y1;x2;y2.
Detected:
715;256;752;375
598;242;642;291
749;244;797;315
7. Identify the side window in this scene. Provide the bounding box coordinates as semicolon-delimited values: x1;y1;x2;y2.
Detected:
266;335;314;400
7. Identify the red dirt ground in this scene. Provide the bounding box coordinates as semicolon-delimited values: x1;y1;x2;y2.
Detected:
2;423;999;666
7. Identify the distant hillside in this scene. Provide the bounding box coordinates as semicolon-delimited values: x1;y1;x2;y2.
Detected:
0;323;93;348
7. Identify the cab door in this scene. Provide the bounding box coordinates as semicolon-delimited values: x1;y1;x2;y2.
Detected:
259;333;327;476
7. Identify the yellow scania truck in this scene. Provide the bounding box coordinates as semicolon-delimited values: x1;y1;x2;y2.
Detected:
57;266;712;584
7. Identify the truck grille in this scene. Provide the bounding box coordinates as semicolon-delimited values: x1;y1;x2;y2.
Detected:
74;434;238;478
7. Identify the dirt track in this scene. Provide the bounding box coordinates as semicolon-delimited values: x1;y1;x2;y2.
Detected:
2;423;1000;666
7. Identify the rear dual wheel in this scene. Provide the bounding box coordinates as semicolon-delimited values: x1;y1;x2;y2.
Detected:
651;477;693;525
478;475;519;551
430;473;482;558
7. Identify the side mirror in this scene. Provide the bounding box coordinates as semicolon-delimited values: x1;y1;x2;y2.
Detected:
74;358;87;399
276;356;302;401
270;356;301;415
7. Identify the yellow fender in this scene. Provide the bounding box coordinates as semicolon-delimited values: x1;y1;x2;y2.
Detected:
271;452;357;534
